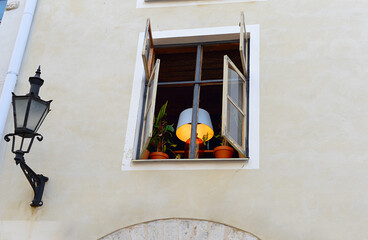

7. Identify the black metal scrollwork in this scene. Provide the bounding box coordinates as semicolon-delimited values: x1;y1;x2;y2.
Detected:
4;134;48;207
4;133;15;142
13;151;48;207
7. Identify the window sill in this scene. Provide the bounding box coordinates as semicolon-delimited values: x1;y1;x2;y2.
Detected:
123;157;253;171
132;158;249;163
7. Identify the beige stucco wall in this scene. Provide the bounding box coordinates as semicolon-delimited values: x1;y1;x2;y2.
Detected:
0;0;368;239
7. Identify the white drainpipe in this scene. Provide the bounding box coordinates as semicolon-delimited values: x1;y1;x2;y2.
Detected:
0;0;38;139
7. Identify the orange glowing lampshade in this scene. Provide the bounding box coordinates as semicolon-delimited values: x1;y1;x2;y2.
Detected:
176;108;214;142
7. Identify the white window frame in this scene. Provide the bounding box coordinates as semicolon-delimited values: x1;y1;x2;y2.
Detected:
122;25;259;171
137;0;265;9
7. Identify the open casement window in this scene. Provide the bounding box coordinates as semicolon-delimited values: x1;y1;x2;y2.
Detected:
222;55;248;157
142;18;155;81
133;12;255;161
139;60;160;157
123;16;260;170
239;11;248;78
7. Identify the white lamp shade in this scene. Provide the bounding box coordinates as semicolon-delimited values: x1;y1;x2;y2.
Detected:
176;108;214;142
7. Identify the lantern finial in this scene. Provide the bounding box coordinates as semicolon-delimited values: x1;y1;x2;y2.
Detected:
29;66;44;97
35;65;41;77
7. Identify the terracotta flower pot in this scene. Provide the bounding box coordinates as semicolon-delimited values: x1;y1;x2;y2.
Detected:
214;146;234;158
140;149;150;159
149;152;169;159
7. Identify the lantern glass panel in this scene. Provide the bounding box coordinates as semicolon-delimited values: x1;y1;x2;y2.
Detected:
14;98;29;129
34;105;49;133
27;99;49;132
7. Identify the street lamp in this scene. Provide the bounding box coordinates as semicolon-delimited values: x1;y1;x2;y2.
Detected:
4;66;52;207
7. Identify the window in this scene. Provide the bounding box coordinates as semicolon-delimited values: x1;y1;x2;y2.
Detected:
123;14;259;171
0;0;7;24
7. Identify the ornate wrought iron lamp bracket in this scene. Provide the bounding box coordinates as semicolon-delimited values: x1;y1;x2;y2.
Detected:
4;133;48;207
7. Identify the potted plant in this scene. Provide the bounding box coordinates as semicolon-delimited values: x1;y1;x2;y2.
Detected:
202;132;210;150
140;148;151;159
149;101;177;159
213;134;234;158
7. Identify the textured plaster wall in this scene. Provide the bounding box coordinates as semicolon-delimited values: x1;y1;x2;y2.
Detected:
0;0;368;239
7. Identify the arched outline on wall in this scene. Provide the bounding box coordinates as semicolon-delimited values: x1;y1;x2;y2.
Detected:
99;217;262;240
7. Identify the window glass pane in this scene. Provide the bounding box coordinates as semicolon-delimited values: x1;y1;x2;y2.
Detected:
142;110;152;149
14;98;28;128
145;79;155;116
227;101;243;147
140;61;159;156
142;77;155;146
222;56;247;156
239;11;248;76
142;19;154;80
227;66;244;110
145;35;151;62
27;99;48;132
146;38;154;76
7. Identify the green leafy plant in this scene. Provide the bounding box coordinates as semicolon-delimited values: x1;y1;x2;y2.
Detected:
201;132;209;146
214;133;229;146
201;132;212;150
150;101;177;153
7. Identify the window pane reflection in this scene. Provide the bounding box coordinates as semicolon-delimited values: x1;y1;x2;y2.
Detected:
227;101;243;147
227;67;244;110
